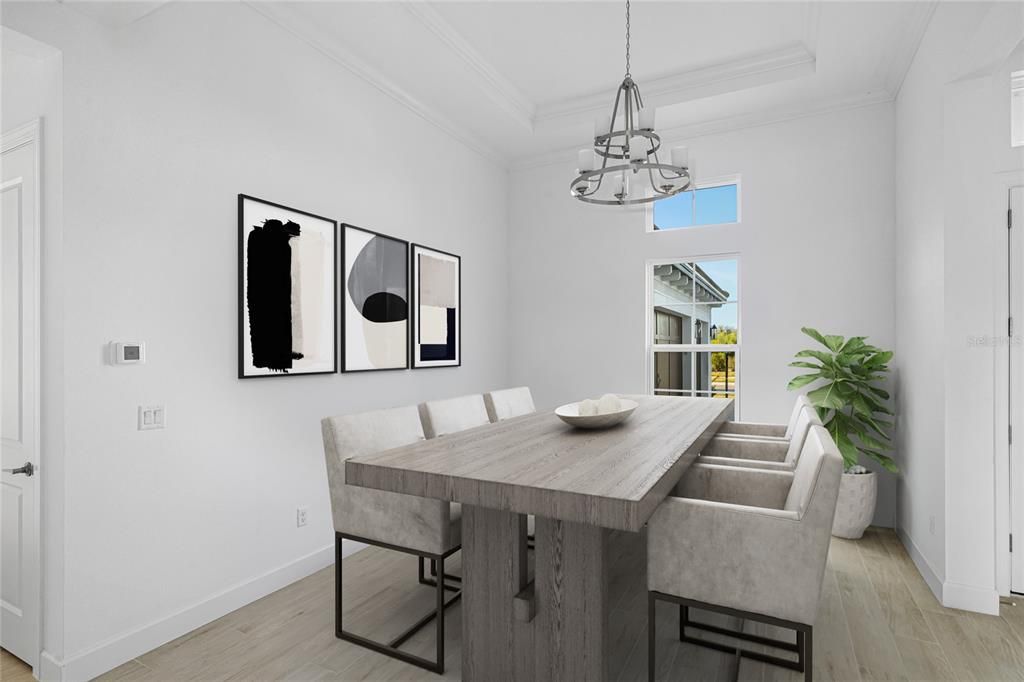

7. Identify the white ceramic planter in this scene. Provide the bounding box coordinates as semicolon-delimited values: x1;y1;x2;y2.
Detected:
831;471;877;539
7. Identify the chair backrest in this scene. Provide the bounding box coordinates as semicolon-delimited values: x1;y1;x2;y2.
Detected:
782;406;823;465
484;386;536;422
784;395;814;438
420;394;490;438
784;425;843;518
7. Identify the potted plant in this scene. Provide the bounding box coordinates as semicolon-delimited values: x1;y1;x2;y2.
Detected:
787;327;896;539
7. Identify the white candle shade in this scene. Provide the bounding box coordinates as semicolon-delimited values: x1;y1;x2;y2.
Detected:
670;146;689;169
638;107;656;130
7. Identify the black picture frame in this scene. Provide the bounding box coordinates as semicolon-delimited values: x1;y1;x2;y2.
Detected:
340;223;411;373
410;243;462;369
238;194;338;378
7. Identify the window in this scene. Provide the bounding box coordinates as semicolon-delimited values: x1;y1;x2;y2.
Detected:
647;257;739;409
649;178;740;231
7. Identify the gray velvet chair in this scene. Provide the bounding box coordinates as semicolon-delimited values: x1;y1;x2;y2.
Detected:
715;394;813;440
646;425;843;681
699;404;822;471
419;393;491;439
321;405;461;674
484;386;536;422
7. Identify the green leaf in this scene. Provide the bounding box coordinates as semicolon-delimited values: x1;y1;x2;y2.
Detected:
788;361;822;369
867;385;891;400
808;382;845;410
801;327;830;349
795;349;835;366
865;350;894;368
857;431;890;451
787;374;821;390
865;452;899;473
824;335;845;352
840;336;868;354
832;428;860;469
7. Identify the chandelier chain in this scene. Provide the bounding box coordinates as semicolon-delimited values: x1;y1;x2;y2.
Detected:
624;0;631;77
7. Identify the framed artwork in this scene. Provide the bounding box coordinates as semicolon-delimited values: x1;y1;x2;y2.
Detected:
411;244;461;368
238;194;337;378
341;224;409;372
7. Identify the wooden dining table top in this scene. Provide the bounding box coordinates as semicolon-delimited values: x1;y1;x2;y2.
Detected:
345;394;733;532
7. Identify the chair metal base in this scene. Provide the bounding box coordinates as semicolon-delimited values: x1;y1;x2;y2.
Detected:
336;533;462;674
648;591;812;682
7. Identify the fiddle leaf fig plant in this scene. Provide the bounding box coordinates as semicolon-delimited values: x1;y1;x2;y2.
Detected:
787;327;897;473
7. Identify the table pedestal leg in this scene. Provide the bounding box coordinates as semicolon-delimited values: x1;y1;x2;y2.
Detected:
461;505;610;681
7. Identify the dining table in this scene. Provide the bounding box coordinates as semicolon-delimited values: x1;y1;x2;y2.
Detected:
345;394;734;681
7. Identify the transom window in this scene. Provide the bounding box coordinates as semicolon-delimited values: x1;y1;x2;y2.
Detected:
649;178;740;231
646;257;739;409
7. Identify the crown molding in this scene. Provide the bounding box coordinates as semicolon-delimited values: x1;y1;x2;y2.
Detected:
243;1;506;167
401;1;535;132
884;1;938;97
513;89;894;172
534;43;816;127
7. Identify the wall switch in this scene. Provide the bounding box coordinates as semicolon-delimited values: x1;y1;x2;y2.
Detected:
296;507;309;528
138;405;166;431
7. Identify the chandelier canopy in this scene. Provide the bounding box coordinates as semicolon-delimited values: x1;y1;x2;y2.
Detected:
570;0;693;206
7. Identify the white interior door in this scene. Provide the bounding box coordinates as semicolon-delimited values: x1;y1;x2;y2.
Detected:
1;121;41;668
1012;185;1024;594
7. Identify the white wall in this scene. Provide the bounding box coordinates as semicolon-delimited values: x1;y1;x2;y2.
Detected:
1;27;66;675
1;2;508;678
895;1;1024;614
508;103;898;524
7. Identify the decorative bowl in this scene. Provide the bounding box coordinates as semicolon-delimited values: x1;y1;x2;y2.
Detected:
554;399;639;429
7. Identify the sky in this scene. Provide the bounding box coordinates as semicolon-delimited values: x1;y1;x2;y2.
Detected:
653;184;738;230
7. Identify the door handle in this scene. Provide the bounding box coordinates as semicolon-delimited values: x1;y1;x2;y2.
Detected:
3;462;34;477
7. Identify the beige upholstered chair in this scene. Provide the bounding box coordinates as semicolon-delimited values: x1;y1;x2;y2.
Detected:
715;394;813;440
419;393;490;439
699;405;822;471
646;425;843;681
484;386;536;422
321;405;461;674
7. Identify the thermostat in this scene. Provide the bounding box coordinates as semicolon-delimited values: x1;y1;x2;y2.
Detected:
110;341;146;365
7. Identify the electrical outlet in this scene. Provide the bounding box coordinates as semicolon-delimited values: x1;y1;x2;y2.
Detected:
138;405;166;430
296;507;309;528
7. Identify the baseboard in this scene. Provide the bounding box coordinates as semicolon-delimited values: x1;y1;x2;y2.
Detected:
39;650;64;682
56;541;360;681
942;580;1000;615
895;526;944;605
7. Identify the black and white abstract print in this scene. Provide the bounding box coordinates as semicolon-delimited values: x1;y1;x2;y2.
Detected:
238;195;337;377
412;244;460;368
342;225;409;371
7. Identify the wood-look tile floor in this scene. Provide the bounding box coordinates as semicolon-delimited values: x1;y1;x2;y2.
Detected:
97;528;1024;681
1;648;35;682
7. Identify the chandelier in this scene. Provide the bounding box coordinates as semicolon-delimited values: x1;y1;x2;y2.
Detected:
570;0;693;206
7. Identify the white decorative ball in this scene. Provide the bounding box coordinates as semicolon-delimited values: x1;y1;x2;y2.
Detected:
579;399;598;416
597;393;622;415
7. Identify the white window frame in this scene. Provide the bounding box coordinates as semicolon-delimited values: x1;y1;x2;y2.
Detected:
645;174;742;233
644;254;741;417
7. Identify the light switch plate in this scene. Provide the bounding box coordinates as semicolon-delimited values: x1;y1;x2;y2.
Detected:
138;405;165;430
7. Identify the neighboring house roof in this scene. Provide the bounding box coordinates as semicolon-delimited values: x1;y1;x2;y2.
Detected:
653;263;730;306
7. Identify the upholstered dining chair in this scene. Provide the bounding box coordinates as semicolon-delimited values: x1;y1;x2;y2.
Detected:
699;405;822;471
321;405;462;674
419;393;491;439
484;386;536;422
715;394;814;440
646;425;843;681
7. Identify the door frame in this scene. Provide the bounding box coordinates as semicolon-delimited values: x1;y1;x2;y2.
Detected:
2;119;43;670
996;173;1024;597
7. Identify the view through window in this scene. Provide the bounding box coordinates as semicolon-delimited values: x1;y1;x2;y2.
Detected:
649;258;739;404
652;181;739;230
